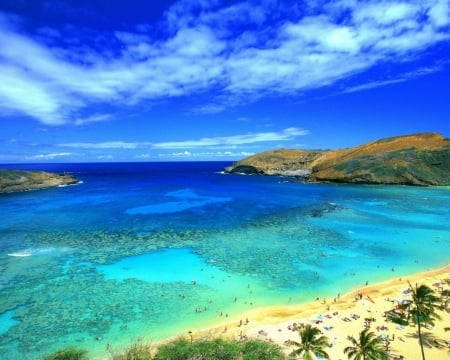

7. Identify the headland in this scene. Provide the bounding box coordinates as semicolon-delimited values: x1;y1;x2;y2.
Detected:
225;132;450;186
0;169;79;194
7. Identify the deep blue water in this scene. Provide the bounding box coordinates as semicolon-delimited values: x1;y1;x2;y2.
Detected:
0;162;449;359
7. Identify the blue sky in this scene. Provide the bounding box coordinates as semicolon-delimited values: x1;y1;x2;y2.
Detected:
1;0;449;163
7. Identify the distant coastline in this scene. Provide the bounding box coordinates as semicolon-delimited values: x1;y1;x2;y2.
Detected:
0;169;80;194
225;132;450;186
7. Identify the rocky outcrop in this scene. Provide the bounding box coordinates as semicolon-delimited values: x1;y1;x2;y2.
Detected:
224;149;324;176
0;170;80;194
224;133;450;186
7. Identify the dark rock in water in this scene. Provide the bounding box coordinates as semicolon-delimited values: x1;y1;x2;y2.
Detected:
0;169;80;194
229;165;264;175
307;203;341;217
224;132;450;186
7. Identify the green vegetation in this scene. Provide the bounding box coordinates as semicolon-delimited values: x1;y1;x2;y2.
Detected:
108;339;153;360
154;338;239;359
239;339;286;360
43;347;88;360
407;282;442;360
58;338;286;360
284;324;330;360
386;313;409;326
154;338;285;360
0;169;79;193
343;329;389;360
225;132;450;186
42;282;445;360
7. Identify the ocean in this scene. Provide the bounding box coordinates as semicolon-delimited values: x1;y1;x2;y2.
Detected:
0;162;449;359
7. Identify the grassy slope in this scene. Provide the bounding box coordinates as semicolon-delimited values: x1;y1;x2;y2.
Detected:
0;169;79;193
227;133;450;185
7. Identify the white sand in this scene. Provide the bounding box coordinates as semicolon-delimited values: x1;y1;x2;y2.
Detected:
185;264;450;359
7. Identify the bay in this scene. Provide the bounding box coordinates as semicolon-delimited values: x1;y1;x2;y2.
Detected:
0;162;449;359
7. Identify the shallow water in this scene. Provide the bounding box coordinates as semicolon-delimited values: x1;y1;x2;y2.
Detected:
0;162;449;359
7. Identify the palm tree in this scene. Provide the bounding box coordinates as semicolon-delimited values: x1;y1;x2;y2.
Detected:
408;281;441;360
343;329;389;360
284;324;330;359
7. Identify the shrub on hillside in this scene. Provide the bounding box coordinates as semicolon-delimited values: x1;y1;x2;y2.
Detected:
43;347;88;360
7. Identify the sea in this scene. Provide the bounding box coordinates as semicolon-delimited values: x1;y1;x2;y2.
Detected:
0;162;449;359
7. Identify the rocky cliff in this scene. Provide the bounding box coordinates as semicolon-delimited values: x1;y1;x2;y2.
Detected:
0;170;80;194
224;133;450;186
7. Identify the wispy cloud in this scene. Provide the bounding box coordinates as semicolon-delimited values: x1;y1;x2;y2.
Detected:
159;151;255;159
74;113;114;126
0;0;449;124
58;127;309;150
152;127;309;149
96;154;114;160
344;78;409;93
28;152;75;160
59;141;147;149
342;66;444;93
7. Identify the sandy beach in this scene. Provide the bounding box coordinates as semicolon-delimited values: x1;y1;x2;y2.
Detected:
182;264;450;360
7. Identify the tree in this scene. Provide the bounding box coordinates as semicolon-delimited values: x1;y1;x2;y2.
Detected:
343;329;389;360
284;324;330;359
408;281;441;360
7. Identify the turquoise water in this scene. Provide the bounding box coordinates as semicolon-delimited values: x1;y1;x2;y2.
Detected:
0;162;449;359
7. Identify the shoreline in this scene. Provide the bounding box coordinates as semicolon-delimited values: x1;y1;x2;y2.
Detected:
149;263;449;359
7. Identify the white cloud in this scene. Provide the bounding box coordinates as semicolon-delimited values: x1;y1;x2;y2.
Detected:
96;154;114;160
342;65;442;93
74;113;114;125
324;27;359;52
58;127;309;150
59;141;147;149
29;152;74;160
191;103;226;114
0;64;68;125
0;0;449;125
161;150;255;159
428;0;450;27
343;78;407;93
352;2;420;25
170;151;192;156
152;127;309;149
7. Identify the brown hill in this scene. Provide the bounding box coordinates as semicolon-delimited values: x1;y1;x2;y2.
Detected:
0;170;79;194
224;132;450;186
